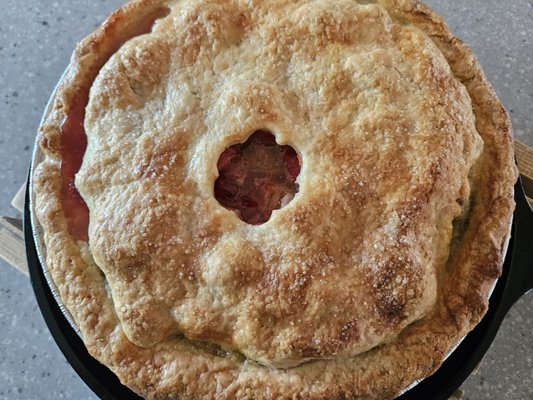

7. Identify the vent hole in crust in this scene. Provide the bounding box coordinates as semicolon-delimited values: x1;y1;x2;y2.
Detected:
214;130;301;225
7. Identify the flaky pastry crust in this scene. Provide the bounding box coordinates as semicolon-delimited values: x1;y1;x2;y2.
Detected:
33;0;518;399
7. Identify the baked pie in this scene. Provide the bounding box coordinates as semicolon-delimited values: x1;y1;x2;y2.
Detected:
33;0;518;398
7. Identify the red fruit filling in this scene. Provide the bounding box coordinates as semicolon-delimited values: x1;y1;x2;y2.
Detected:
60;91;90;241
214;130;301;225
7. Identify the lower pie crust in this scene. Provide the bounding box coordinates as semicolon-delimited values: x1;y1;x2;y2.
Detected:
33;0;518;399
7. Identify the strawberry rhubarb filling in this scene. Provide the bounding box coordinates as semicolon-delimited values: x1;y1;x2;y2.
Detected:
60;90;90;241
214;130;301;224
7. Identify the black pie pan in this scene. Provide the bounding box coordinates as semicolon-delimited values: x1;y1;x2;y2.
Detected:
25;175;533;400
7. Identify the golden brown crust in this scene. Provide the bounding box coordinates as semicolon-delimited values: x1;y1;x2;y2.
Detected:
33;0;518;399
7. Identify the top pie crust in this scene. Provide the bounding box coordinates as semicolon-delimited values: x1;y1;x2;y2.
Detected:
33;0;518;399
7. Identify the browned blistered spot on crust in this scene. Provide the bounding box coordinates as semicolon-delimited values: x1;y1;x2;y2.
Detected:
312;9;356;45
38;125;61;156
339;320;361;342
373;260;409;322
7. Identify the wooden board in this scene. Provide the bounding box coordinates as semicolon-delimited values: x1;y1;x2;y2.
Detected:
11;184;25;213
0;216;28;275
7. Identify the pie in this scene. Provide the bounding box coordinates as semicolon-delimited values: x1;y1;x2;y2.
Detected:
32;0;518;398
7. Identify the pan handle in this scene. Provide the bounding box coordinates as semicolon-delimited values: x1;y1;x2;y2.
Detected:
499;178;533;312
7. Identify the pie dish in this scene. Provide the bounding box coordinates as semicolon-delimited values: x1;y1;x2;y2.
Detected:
32;0;518;399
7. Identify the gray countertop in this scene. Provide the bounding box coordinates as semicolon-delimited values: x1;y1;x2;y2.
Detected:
0;1;531;399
